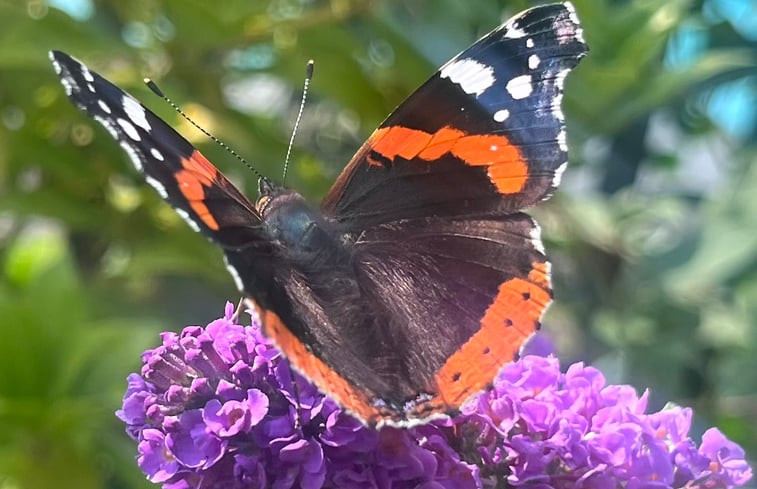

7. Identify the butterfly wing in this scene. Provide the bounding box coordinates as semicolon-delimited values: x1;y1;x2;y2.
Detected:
351;214;551;418
323;3;587;229
50;51;277;296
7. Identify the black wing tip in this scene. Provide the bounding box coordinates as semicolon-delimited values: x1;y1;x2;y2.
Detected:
49;50;79;69
554;2;588;54
498;2;588;57
511;2;581;27
49;50;66;73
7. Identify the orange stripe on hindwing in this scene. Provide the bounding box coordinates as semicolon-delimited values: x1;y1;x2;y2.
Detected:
434;270;551;407
367;126;528;194
256;307;384;425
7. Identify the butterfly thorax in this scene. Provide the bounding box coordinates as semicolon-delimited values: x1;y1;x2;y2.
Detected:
255;187;391;392
257;185;344;264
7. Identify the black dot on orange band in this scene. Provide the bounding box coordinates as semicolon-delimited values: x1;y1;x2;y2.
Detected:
483;347;491;354
522;291;531;300
452;372;462;382
505;318;513;327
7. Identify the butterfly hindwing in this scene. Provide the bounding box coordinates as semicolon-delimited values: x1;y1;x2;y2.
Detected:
351;214;551;414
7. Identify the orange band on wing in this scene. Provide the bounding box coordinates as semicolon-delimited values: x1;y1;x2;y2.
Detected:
366;125;528;194
176;150;220;230
256;306;383;425
434;276;551;406
370;127;431;161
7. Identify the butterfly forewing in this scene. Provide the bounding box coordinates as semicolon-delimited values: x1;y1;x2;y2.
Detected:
50;50;262;246
322;3;587;230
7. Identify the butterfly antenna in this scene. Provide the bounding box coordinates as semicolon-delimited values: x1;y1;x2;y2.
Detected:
282;60;314;184
144;78;265;181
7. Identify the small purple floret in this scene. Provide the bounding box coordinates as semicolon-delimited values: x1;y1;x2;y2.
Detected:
138;428;181;483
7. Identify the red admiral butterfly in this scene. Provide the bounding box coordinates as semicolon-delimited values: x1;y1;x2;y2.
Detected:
51;2;587;427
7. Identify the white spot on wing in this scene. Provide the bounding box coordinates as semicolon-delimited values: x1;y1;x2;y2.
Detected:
502;10;527;39
81;65;94;83
506;74;533;100
50;54;62;75
223;256;245;292
575;27;586;45
440;58;495;97
48;51;75;97
504;25;526;39
175;208;201;232
145;175;168;198
552;93;565;123
150;147;165;161
493;109;510;122
530;221;546;255
59;77;74;96
557;130;568;152
552;161;568;188
87;83;96;93
119;140;144;172
122;95;151;131
565;2;580;24
555;69;570;91
117;118;141;141
97;100;111;114
93;114;119;140
526;38;534;48
528;54;540;70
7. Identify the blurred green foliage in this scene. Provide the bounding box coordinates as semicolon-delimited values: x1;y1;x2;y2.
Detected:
0;0;754;487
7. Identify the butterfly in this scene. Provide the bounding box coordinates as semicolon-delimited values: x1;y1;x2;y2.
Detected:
50;2;587;427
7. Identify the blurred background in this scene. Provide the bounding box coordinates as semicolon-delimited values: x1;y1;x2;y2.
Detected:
0;0;755;487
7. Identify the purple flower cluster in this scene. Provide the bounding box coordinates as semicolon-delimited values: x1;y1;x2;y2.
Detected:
118;303;478;489
117;303;753;489
458;357;752;488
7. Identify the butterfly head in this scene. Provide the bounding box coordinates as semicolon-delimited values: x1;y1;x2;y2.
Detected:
256;176;288;216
